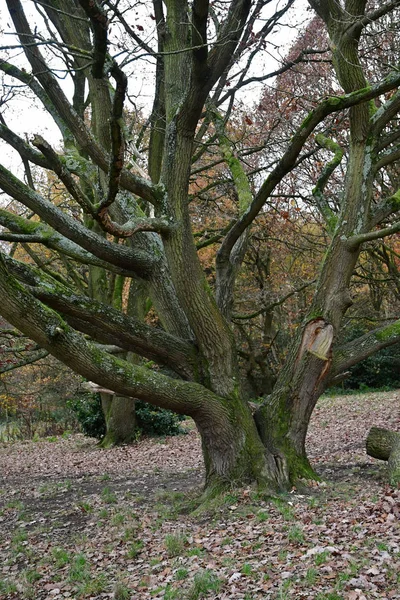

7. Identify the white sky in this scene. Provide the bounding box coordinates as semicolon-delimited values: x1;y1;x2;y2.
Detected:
0;0;310;175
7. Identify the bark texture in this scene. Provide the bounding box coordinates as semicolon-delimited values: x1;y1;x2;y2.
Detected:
99;394;137;448
366;427;400;485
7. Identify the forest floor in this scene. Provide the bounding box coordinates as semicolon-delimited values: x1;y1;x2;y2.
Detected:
0;390;399;600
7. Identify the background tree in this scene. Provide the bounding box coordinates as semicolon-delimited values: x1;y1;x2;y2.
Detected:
230;8;400;394
1;0;400;494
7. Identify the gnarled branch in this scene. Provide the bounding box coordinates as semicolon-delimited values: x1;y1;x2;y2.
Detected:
3;253;198;380
0;256;214;416
0;167;154;275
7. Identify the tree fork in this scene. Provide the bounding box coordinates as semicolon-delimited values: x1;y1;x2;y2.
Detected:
254;319;334;484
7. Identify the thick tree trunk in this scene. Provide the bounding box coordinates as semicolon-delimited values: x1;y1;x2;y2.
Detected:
193;392;291;494
366;427;400;485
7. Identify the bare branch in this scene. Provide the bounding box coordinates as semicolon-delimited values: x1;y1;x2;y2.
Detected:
103;0;155;56
213;109;252;318
32;135;95;215
0;256;210;415
77;0;108;78
0;233;48;243
374;147;400;173
218;71;400;264
192;0;210;81
370;192;400;227
4;0;159;205
348;215;400;248
353;0;400;33
208;0;252;82
3;252;198;379
232;280;316;320
0;208;136;275
0;59;71;139
311;133;343;230
96;63;127;224
372;88;400;135
0;348;49;374
95;214;174;238
0;123;50;170
216;48;330;108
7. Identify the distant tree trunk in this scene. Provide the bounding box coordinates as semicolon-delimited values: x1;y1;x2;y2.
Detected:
99;393;136;448
366;427;400;485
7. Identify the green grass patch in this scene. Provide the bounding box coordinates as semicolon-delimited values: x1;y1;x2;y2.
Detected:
186;569;222;600
164;532;187;557
101;486;117;504
77;573;107;596
314;550;329;566
241;563;253;576
126;540;144;559
67;553;89;583
0;579;18;594
174;567;188;581
52;547;71;568
287;525;305;544
113;581;131;600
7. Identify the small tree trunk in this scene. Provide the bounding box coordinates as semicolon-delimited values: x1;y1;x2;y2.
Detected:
366;427;400;460
366;427;400;485
99;393;137;448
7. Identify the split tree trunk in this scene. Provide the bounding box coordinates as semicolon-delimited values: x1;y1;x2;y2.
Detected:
366;427;400;485
192;391;292;495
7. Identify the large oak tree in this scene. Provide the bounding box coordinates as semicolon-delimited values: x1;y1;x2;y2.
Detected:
1;0;400;494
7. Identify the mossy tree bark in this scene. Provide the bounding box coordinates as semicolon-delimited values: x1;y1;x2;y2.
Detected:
366;427;400;486
87;74;138;447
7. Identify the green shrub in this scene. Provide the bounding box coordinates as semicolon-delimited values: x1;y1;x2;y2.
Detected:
343;346;400;390
67;393;106;439
135;401;185;437
68;392;184;440
328;326;400;392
